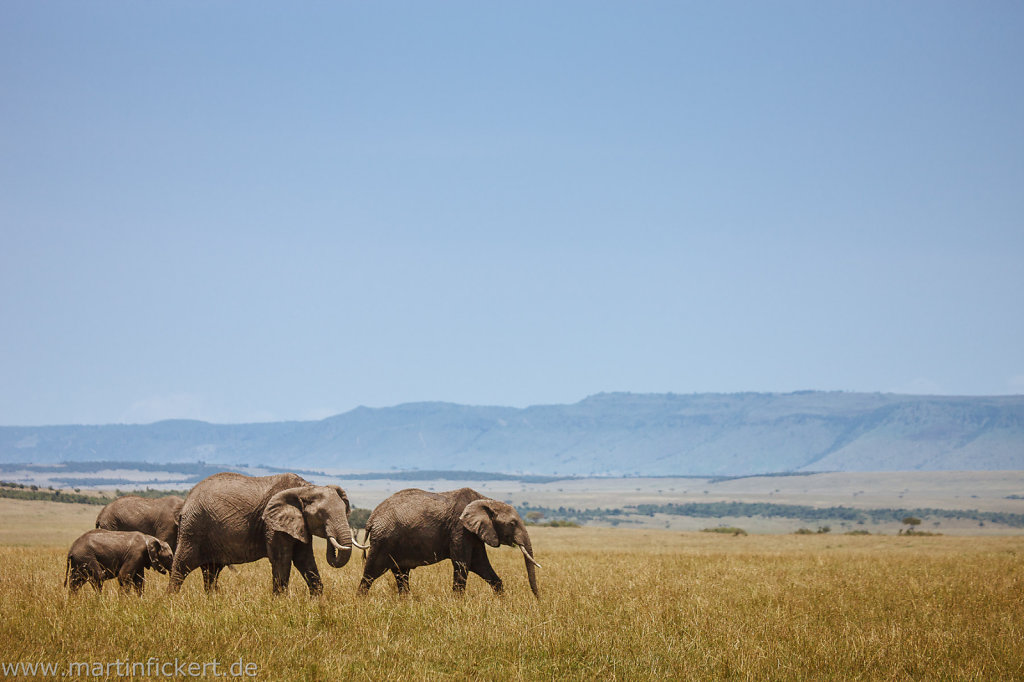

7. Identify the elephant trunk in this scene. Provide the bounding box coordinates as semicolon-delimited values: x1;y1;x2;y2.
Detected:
325;520;353;568
514;527;540;598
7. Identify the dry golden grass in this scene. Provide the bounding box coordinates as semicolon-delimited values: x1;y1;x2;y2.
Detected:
1;503;1023;680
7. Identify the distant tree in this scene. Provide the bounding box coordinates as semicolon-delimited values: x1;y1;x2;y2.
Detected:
526;511;545;522
900;516;922;535
348;508;371;530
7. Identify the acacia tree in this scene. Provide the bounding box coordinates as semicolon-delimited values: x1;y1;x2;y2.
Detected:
901;516;922;534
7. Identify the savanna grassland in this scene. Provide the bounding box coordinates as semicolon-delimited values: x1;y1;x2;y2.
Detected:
1;499;1023;680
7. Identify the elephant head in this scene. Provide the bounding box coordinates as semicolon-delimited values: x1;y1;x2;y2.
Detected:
263;485;357;568
460;499;541;597
146;537;174;574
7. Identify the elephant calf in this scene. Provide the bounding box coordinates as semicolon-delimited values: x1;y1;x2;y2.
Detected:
65;529;174;594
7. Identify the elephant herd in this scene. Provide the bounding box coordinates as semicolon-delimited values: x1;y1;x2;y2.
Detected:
65;472;540;598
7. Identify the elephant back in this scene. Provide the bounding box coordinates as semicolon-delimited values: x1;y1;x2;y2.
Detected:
177;472;312;564
366;488;479;554
95;495;183;548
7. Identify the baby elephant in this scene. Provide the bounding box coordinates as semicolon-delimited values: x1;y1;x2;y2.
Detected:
65;529;174;594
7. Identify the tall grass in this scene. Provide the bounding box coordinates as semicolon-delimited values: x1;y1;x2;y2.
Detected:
1;529;1022;679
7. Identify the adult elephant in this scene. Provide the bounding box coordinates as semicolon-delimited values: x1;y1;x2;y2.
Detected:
169;472;364;596
95;495;184;550
358;488;540;597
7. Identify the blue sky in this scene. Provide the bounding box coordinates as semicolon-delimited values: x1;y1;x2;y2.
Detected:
2;2;1022;425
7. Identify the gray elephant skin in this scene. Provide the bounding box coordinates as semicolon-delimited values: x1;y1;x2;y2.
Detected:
169;472;361;596
95;494;184;550
358;487;540;597
65;529;174;594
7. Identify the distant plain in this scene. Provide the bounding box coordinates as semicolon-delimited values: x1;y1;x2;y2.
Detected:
4;469;1024;536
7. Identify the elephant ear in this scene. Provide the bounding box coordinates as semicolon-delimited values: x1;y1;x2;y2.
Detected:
460;500;500;547
263;488;310;544
145;536;162;566
328;485;351;515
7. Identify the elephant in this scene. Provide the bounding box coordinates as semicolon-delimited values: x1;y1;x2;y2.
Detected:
168;472;365;596
65;529;174;594
95;494;184;550
358;488;540;597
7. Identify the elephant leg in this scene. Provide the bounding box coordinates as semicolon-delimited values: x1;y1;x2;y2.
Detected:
87;560;105;593
469;551;503;594
132;570;146;595
357;552;390;595
291;543;323;596
267;540;293;595
70;571;90;592
391;567;411;594
451;560;469;594
117;575;132;594
201;564;225;593
68;562;87;592
118;559;144;595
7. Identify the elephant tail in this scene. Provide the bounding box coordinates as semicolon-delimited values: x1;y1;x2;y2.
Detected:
63;556;70;587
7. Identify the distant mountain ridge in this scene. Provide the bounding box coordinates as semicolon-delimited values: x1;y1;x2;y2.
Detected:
1;392;1022;476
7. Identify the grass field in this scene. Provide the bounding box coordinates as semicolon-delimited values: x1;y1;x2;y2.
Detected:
1;499;1023;680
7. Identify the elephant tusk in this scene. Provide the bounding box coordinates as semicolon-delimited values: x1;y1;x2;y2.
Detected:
519;544;542;569
350;530;370;550
329;537;351;551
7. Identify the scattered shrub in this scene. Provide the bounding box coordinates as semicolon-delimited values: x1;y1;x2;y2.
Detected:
702;527;747;536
